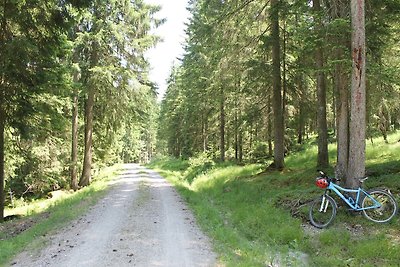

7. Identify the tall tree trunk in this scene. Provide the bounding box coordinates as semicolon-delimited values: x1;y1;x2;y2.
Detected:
70;51;80;191
70;25;82;190
220;85;225;162
270;0;284;169
79;83;95;187
238;130;243;163
267;95;273;157
297;76;305;145
203;115;208;152
313;0;329;169
347;0;366;188
80;5;101;187
335;47;349;181
332;84;336;136
202;114;206;152
331;0;350;181
234;109;238;161
282;20;287;127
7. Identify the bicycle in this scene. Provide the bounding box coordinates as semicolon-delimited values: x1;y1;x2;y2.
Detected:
309;170;398;228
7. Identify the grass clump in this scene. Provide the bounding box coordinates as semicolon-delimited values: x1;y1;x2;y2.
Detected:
148;131;400;266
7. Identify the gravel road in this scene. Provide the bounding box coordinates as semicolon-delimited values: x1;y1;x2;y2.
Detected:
11;164;217;267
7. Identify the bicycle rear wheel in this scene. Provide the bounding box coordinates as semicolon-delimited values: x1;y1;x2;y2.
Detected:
309;194;337;228
362;189;398;223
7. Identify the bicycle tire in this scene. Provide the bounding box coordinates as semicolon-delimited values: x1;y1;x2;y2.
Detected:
309;194;337;228
362;189;398;223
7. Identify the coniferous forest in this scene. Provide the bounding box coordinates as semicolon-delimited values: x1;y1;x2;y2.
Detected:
0;0;161;220
159;0;400;183
1;0;400;223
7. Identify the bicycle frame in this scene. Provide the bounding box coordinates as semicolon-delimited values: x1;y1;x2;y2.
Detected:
325;182;382;211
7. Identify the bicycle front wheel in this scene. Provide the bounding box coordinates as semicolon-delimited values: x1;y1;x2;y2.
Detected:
362;189;398;223
309;194;337;228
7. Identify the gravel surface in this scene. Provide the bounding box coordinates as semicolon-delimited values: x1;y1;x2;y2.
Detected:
10;164;217;267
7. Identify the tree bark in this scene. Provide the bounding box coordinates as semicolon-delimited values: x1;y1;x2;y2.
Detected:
347;0;366;188
270;0;284;169
313;0;329;169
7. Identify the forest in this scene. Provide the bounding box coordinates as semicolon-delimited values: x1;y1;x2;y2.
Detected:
0;0;161;220
159;0;400;184
0;0;399;224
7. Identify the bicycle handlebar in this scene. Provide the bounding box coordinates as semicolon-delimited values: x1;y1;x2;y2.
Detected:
317;170;340;183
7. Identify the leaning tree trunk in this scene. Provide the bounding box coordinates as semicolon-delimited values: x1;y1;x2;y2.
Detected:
313;0;329;169
347;0;366;188
270;0;285;169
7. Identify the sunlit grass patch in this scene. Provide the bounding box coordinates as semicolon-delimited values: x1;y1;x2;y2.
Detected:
191;164;262;192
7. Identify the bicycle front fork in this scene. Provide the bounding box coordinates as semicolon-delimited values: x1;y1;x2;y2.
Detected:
319;195;329;212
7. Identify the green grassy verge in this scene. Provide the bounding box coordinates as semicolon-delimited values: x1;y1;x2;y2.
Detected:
148;132;400;267
0;165;122;266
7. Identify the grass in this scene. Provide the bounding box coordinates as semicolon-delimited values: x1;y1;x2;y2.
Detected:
0;164;122;266
148;131;400;266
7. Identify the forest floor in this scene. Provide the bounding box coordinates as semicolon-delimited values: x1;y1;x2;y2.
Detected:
9;164;217;267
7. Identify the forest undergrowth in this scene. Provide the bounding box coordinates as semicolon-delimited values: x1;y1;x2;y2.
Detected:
148;131;400;266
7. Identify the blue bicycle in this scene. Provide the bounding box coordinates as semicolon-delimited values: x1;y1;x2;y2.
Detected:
309;170;398;228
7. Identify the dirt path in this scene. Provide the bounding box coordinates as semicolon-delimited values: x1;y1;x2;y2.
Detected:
11;164;217;267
